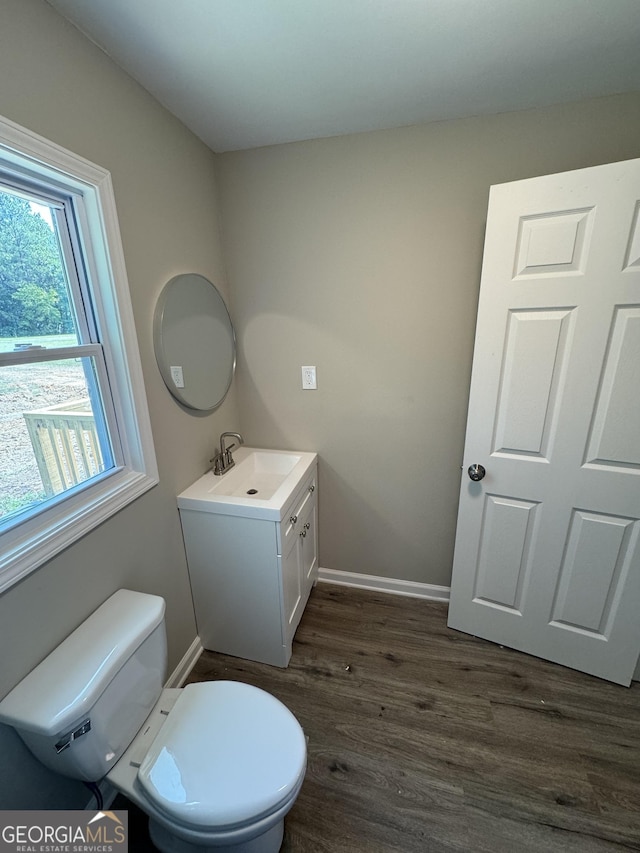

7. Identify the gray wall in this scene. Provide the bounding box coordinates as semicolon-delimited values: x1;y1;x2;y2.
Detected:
217;93;640;588
0;0;237;807
1;0;639;812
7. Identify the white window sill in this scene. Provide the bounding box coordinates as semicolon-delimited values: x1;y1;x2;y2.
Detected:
0;467;158;593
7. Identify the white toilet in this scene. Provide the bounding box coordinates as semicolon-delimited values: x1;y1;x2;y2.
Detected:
0;589;306;853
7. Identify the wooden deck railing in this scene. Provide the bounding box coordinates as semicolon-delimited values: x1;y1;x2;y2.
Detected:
23;399;104;496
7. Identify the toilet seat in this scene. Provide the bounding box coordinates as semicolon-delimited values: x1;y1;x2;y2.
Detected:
137;681;307;831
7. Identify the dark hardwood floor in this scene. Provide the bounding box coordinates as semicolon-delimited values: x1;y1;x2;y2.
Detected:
118;583;640;851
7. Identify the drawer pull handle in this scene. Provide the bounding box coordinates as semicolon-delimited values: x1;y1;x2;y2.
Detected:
289;515;298;524
304;522;310;530
299;529;307;538
308;484;315;492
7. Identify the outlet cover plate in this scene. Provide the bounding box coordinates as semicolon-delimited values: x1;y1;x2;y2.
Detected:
301;365;317;390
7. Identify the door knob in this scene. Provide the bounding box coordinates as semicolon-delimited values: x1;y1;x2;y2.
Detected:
468;463;486;482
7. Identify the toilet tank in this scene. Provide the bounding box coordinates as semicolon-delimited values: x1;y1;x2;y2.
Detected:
0;589;166;782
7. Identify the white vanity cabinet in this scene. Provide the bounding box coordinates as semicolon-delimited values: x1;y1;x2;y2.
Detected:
178;457;318;668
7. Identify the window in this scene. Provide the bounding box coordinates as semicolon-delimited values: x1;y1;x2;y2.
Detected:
0;115;158;591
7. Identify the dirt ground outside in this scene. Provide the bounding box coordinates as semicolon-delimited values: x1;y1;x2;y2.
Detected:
1;337;90;519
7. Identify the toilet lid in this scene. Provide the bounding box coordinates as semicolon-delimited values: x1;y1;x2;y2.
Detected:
137;681;306;829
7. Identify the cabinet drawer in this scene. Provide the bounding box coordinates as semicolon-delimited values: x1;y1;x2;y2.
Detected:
278;469;317;555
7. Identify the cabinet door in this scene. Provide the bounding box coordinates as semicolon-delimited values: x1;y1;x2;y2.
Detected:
299;487;318;594
281;532;302;633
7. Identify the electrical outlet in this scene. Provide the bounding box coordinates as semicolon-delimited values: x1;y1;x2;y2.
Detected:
170;365;185;388
301;365;317;390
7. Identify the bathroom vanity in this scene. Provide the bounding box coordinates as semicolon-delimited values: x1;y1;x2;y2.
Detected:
178;448;318;667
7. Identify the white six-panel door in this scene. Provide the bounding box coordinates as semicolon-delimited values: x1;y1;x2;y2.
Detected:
447;158;640;686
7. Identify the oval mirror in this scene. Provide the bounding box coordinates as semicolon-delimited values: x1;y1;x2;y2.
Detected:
153;274;236;411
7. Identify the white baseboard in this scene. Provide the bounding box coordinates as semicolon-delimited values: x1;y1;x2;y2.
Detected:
317;567;450;602
166;635;204;688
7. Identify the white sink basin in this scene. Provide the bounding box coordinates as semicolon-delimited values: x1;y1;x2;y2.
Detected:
207;451;301;499
177;447;317;520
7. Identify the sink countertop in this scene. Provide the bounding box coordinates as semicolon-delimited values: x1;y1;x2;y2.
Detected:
177;446;317;521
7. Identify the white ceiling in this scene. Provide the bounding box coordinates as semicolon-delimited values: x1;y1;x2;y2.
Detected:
46;0;640;153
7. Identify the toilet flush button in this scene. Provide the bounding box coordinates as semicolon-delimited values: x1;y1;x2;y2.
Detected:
55;718;91;753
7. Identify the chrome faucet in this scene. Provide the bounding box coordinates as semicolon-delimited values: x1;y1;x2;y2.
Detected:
212;432;244;475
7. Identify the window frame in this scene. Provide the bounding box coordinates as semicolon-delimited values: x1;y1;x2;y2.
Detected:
0;114;158;592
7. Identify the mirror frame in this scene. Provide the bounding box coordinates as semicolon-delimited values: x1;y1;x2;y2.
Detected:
153;273;236;411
